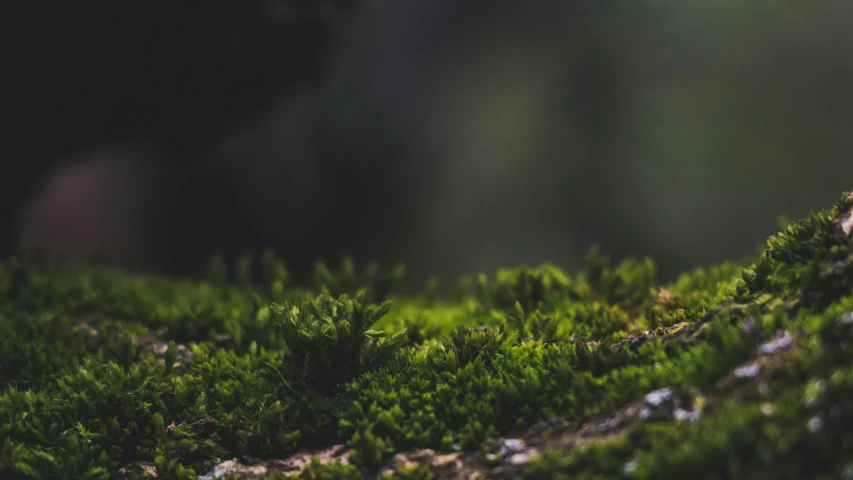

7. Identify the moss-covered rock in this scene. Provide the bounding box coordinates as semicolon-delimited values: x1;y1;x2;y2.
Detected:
2;193;853;479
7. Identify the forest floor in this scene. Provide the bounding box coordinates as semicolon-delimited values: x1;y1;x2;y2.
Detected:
2;192;853;479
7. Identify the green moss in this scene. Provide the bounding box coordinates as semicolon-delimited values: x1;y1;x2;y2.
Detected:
737;193;853;309
1;192;852;478
519;296;853;479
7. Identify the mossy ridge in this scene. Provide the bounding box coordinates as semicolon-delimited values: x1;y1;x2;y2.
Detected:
0;193;851;479
737;192;853;309
0;267;727;479
518;295;853;479
511;193;853;479
0;293;409;479
307;192;853;478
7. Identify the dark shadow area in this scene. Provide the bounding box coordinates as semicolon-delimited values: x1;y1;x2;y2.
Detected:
4;0;853;289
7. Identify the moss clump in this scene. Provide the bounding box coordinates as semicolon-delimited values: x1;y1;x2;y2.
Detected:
1;192;853;479
737;193;853;309
273;295;407;394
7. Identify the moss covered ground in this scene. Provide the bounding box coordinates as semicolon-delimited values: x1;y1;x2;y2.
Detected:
3;192;853;479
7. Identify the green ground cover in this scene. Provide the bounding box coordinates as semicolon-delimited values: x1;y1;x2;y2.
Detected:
2;192;853;479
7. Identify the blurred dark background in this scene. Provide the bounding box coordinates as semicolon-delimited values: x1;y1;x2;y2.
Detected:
4;0;853;290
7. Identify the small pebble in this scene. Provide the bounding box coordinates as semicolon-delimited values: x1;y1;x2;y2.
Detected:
743;316;757;333
198;460;241;480
759;330;794;355
807;415;823;433
431;453;459;468
408;449;435;461
734;362;761;378
597;416;622;431
508;449;539;465
500;438;526;458
629;336;647;350
673;408;702;422
644;388;673;407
